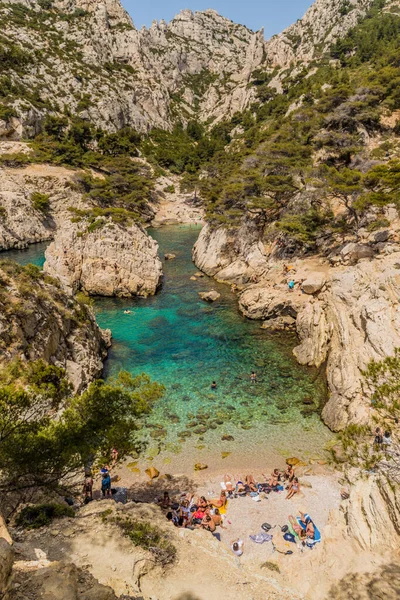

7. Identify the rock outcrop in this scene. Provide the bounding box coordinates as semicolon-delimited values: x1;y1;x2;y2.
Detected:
192;222;268;284
0;149;92;250
193;219;400;431
0;261;109;391
265;0;375;69
44;218;163;297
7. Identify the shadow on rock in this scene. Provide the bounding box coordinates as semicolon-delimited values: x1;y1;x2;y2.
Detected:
327;562;400;599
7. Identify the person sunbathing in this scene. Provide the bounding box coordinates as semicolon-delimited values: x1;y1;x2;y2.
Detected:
211;490;227;508
288;515;307;540
263;469;280;487
298;511;315;539
286;477;300;500
223;475;235;493
236;480;246;495
245;474;258;493
198;496;208;509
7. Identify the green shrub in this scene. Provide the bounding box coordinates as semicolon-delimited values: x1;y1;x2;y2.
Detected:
31;192;50;213
0;104;17;121
23;263;41;279
16;503;74;529
163;185;175;193
115;518;176;566
0;152;30;168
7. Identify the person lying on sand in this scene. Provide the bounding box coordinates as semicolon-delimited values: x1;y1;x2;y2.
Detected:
288;515;307;540
298;511;315;539
236;480;246;495
198;495;208;509
223;475;235;493
245;474;258;493
211;490;227;508
286;477;300;500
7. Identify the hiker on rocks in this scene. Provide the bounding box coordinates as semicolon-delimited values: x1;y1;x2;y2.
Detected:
83;472;93;501
159;491;170;509
373;427;383;447
288;279;295;292
101;470;112;497
111;447;118;465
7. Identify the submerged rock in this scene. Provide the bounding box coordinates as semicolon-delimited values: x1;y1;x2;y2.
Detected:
164;253;176;260
198;290;221;302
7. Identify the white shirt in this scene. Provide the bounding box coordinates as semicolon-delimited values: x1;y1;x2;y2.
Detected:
232;540;243;556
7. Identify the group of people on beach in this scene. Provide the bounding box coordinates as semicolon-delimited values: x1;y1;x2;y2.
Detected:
159;465;301;536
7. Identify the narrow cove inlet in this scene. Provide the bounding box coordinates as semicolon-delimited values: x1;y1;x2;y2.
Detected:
2;225;334;474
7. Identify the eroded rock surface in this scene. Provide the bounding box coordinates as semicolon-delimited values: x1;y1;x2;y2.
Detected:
44;218;163;297
0;261;109;391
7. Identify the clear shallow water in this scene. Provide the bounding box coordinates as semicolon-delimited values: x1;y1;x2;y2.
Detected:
0;226;334;469
0;241;48;267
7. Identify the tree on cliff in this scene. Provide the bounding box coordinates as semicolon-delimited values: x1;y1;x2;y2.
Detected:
339;351;400;483
0;363;164;504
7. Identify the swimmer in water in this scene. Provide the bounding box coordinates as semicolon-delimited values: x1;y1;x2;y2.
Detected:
211;381;217;389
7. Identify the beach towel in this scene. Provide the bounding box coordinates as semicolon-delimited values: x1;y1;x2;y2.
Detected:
296;514;321;547
249;532;273;544
219;501;228;515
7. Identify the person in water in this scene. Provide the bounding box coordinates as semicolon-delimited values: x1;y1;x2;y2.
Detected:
250;371;257;383
211;381;217;389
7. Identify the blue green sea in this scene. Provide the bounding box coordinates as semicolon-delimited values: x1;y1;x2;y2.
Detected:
1;226;334;472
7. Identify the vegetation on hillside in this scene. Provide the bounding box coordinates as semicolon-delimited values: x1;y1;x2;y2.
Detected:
0;363;164;500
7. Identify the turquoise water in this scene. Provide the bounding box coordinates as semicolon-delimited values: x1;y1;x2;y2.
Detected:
0;241;48;267
0;226;333;467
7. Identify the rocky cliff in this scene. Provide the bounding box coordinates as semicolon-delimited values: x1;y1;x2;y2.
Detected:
0;260;110;391
0;0;377;137
0;0;266;135
193;218;400;431
265;0;375;69
44;217;163;296
0;143;91;250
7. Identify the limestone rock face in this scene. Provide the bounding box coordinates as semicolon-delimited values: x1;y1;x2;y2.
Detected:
4;562;122;600
295;255;400;430
192;222;268;285
0;153;92;250
265;0;375;69
194;220;400;431
0;538;13;595
1;0;265;135
44;218;163;297
346;475;400;552
0;262;109;392
301;272;326;295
